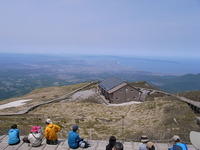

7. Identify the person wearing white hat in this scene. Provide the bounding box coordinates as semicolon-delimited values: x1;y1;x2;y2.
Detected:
168;135;188;150
44;119;61;145
139;135;149;150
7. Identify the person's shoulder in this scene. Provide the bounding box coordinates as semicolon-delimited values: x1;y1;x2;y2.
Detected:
53;123;59;126
139;143;147;150
12;128;19;132
73;132;79;137
68;131;74;135
8;129;12;131
53;124;61;128
139;143;146;147
173;144;183;150
106;144;111;149
176;142;188;149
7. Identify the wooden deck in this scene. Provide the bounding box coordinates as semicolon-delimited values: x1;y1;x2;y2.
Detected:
0;135;197;150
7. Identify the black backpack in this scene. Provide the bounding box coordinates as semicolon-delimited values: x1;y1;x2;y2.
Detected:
22;136;30;143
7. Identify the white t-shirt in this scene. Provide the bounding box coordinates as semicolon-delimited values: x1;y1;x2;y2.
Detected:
139;143;148;150
28;132;43;147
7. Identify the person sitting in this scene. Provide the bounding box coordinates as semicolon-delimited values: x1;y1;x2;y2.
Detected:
44;119;61;145
168;135;188;150
106;136;117;150
28;126;43;147
112;142;124;150
67;125;90;149
146;141;155;150
8;124;20;145
139;135;149;150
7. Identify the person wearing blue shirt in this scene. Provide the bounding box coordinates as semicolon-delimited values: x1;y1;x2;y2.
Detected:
168;135;188;150
67;125;83;149
8;124;20;145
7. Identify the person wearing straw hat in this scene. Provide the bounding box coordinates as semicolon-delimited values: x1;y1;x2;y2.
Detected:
139;135;149;150
168;135;188;150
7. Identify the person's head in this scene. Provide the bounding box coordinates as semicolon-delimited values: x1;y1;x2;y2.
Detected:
172;135;181;143
31;126;42;133
45;118;52;125
72;125;79;132
11;124;17;129
109;136;116;146
112;142;123;150
140;135;149;143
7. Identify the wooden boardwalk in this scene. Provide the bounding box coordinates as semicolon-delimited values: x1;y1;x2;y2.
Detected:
0;135;197;150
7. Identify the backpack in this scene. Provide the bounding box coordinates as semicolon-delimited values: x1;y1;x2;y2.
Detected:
23;136;30;143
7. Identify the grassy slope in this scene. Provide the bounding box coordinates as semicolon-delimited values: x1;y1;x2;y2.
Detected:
1;96;198;142
179;91;200;102
129;81;158;90
0;82;89;113
0;82;199;142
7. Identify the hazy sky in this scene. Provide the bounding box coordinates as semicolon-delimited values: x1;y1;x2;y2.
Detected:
0;0;200;58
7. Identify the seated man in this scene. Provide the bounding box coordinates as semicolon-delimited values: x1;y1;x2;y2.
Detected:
112;142;124;150
168;135;188;150
67;125;89;149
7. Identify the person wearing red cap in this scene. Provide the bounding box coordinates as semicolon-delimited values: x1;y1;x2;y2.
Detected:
28;126;43;147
